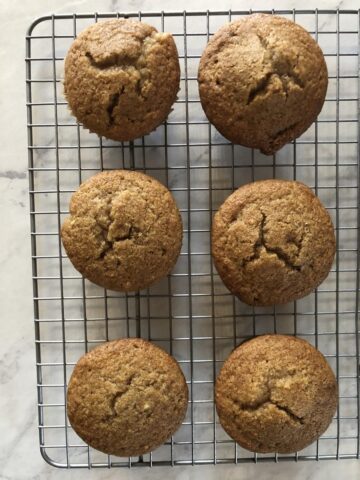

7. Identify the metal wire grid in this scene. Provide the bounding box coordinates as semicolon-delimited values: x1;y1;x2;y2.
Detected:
26;9;360;468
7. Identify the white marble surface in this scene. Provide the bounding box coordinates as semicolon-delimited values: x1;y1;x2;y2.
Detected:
1;0;360;478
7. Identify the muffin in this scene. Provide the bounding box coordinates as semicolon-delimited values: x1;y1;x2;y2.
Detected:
61;170;182;291
212;179;335;306
215;335;338;453
64;19;180;141
198;14;328;154
67;338;188;457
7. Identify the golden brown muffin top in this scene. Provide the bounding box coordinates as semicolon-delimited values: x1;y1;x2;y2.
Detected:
67;338;188;457
212;179;335;305
198;14;328;154
216;334;338;453
64;19;180;141
61;170;182;292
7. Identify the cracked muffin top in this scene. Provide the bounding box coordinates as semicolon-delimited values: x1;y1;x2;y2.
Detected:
212;179;335;306
198;14;328;154
216;334;337;453
67;338;188;457
61;169;182;292
64;19;180;141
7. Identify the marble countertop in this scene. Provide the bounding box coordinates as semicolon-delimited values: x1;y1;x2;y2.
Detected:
1;0;359;478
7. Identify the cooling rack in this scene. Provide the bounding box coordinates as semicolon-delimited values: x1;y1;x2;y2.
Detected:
26;9;360;468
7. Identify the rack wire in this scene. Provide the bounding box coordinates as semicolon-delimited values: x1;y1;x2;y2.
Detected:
26;9;360;468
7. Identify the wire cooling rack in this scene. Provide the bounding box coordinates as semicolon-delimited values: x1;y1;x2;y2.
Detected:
26;9;360;468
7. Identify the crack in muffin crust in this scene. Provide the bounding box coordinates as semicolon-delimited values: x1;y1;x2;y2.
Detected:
246;33;305;107
232;375;304;425
241;212;302;272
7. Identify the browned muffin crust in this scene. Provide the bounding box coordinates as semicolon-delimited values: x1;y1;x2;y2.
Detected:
67;338;189;457
215;335;338;453
61;170;182;292
212;179;335;306
198;14;328;154
64;19;180;141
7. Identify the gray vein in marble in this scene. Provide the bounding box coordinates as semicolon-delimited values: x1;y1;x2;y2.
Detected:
0;348;20;384
1;404;38;474
0;170;26;179
111;0;144;9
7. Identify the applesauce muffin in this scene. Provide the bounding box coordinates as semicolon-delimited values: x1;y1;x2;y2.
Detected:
64;19;180;141
61;170;182;292
67;338;188;457
215;334;338;453
198;14;328;154
212;179;335;306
